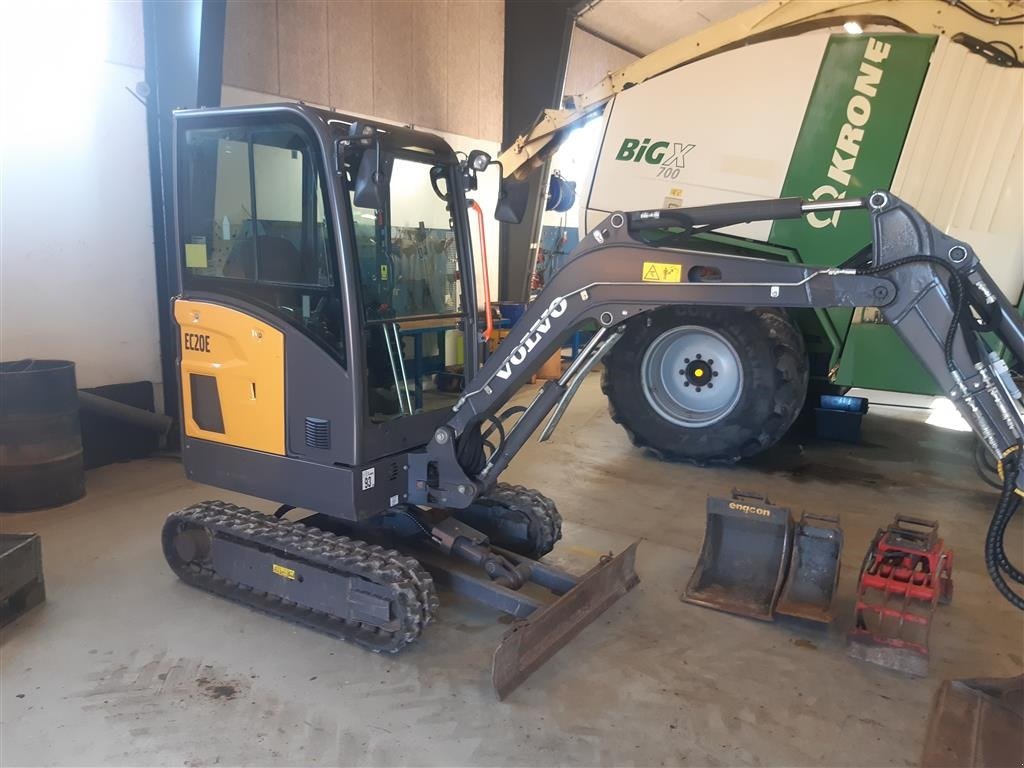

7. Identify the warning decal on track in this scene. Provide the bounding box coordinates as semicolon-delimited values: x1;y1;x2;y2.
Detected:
642;262;682;283
272;563;297;580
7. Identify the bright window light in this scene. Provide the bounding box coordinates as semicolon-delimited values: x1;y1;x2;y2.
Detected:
556;118;604;175
0;1;109;147
843;21;864;35
925;397;972;432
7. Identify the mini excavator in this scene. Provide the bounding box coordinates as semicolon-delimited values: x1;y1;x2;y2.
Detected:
164;103;1024;698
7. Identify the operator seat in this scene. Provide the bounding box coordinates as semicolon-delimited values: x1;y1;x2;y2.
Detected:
223;235;305;283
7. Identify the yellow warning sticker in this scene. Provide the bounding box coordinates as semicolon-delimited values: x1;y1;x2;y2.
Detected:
185;242;208;268
642;262;682;283
663;188;684;209
380;263;389;281
272;563;296;580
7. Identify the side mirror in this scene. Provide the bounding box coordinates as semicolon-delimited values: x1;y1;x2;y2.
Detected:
337;122;392;210
495;177;530;224
353;146;393;210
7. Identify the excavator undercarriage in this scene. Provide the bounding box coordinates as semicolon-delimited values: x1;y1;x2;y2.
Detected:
163;490;638;698
164;501;438;653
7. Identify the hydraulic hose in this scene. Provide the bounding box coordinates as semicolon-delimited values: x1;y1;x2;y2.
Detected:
993;505;1024;585
974;439;1003;489
993;448;1024;584
988;448;1024;610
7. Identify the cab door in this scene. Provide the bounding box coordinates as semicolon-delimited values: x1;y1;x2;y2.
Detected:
175;114;357;466
342;147;477;460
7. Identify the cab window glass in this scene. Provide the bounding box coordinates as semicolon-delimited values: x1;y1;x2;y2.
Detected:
180;124;345;364
345;152;464;422
351;156;460;322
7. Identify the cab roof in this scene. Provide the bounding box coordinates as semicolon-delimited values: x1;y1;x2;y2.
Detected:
173;102;459;164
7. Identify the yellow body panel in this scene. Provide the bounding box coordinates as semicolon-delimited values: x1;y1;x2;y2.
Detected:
175;299;285;455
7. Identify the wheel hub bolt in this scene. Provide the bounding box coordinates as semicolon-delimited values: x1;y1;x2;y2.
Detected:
682;357;714;388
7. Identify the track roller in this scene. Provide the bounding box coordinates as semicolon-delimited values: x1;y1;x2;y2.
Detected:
453;483;563;559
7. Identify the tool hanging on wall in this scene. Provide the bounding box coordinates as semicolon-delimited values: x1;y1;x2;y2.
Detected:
545;172;576;213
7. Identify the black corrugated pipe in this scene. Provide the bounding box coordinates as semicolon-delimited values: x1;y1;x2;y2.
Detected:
78;391;172;436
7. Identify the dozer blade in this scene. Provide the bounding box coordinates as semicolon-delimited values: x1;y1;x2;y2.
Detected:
775;513;843;623
491;541;639;700
682;490;792;620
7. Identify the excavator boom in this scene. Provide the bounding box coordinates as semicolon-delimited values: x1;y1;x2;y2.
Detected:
416;191;1024;609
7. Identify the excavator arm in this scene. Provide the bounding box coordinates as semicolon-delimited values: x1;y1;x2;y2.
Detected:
499;0;1024;179
408;192;1024;608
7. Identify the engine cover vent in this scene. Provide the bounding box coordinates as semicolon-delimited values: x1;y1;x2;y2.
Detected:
304;418;330;450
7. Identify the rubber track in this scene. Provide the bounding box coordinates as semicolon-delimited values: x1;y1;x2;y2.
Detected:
483;483;563;557
162;501;438;653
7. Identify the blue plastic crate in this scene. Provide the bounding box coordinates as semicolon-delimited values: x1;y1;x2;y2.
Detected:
814;407;864;444
820;394;869;413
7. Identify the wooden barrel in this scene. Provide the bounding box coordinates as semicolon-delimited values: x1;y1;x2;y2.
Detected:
0;360;85;511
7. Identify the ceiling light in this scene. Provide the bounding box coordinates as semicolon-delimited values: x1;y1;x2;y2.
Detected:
843;21;863;35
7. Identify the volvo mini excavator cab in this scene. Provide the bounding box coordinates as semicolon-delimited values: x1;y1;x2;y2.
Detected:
165;103;1023;699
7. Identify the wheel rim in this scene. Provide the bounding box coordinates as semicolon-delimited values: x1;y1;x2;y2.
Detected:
640;325;744;427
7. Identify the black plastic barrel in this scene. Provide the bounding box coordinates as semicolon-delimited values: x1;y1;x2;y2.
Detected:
0;360;85;511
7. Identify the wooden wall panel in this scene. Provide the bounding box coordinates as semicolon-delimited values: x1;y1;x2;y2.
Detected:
563;28;637;101
372;0;414;122
477;0;504;141
223;0;279;94
277;0;329;104
447;1;480;138
327;0;374;115
412;1;448;130
224;0;502;140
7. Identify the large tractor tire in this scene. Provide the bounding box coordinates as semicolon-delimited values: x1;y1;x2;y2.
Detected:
601;306;808;464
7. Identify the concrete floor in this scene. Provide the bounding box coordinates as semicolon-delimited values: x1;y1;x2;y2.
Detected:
2;374;1021;766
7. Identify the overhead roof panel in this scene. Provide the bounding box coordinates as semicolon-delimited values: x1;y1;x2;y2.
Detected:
577;0;764;56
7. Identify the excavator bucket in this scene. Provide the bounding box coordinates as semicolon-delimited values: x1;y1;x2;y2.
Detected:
682;491;792;620
921;675;1023;767
492;541;639;699
776;513;843;623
